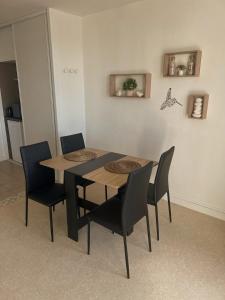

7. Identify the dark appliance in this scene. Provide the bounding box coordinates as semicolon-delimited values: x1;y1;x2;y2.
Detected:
12;103;22;119
6;106;13;118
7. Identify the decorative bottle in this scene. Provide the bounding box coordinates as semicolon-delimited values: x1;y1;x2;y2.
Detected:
187;54;195;75
168;56;176;76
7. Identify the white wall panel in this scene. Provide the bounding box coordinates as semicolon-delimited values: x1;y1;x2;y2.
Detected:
13;14;56;154
48;9;86;149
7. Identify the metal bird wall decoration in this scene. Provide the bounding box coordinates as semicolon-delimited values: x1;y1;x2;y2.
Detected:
160;88;183;110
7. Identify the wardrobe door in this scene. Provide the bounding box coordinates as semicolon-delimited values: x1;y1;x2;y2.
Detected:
13;14;56;155
0;26;15;161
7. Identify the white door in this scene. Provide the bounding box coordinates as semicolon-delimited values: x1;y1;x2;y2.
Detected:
0;89;8;160
13;14;56;155
7;120;24;163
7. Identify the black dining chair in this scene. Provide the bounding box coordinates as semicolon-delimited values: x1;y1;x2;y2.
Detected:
87;162;153;279
20;141;65;242
147;146;175;241
60;133;108;212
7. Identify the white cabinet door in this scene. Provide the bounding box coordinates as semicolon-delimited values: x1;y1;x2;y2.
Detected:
7;120;24;163
13;14;56;155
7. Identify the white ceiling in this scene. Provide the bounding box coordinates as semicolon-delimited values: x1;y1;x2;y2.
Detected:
0;0;141;25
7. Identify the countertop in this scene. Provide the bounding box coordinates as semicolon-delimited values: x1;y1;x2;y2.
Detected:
5;117;22;122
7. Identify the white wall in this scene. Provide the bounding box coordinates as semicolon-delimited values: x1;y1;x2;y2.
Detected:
48;9;86;150
0;26;15;62
83;0;225;220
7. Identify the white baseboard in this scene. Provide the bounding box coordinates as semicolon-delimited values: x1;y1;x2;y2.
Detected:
8;159;22;166
171;194;225;222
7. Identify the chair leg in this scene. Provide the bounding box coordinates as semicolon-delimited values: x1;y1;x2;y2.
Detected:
83;187;86;215
77;207;81;218
53;205;55;212
49;207;54;242
167;190;172;223
155;203;159;241
123;234;130;279
62;200;64;205
146;208;152;252
87;221;90;255
25;195;28;226
105;185;108;201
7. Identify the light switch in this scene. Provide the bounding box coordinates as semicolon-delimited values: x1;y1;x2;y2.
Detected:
63;68;78;74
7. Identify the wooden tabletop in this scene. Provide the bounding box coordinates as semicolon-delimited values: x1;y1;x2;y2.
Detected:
40;148;157;189
83;155;157;189
40;148;108;171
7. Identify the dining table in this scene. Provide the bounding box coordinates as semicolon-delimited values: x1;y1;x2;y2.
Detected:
40;148;158;242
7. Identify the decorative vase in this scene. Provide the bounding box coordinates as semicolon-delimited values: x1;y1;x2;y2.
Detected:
187;54;195;75
178;69;185;76
126;90;134;97
116;89;122;97
192;97;203;118
136;90;144;98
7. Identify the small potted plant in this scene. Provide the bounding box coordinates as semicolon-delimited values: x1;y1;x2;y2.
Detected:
176;65;187;76
123;78;137;96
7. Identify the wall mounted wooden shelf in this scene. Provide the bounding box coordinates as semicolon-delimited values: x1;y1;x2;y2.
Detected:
163;50;202;77
109;73;151;98
187;94;209;119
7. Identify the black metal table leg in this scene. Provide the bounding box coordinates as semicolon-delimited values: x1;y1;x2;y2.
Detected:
65;171;79;241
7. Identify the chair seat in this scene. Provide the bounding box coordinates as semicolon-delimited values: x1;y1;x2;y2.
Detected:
89;196;124;234
29;183;65;207
75;176;94;188
147;183;156;205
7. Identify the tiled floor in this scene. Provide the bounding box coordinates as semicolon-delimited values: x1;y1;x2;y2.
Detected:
0;160;24;199
0;160;225;300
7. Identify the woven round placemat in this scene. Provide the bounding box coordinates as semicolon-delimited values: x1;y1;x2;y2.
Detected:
104;160;141;174
64;150;97;162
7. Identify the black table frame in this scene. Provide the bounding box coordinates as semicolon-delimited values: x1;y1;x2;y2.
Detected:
64;152;125;241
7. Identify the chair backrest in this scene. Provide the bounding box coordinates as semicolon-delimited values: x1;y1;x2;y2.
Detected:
20;141;55;194
154;146;175;202
122;162;153;231
60;133;85;154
